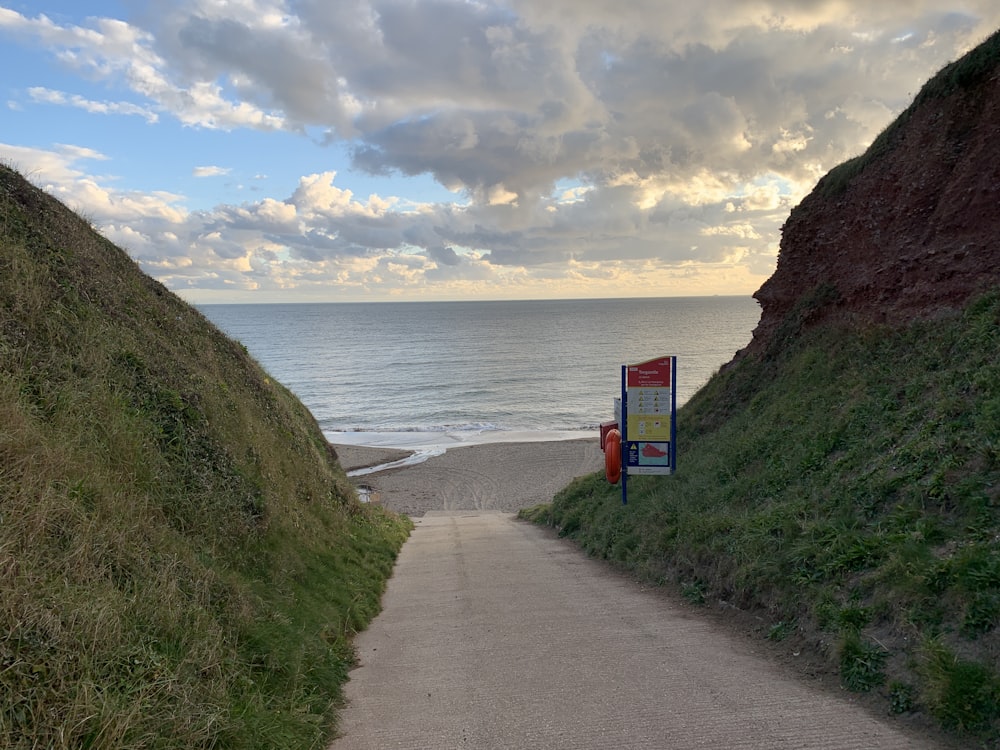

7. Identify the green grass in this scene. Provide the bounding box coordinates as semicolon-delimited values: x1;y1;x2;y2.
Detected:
0;164;412;749
524;291;1000;744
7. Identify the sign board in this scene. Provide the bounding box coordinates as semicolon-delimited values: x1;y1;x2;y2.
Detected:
623;357;676;477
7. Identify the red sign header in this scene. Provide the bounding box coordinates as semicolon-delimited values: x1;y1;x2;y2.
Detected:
626;357;673;388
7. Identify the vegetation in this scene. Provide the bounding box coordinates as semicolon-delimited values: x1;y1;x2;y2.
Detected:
523;292;1000;744
0;164;412;749
816;27;1000;198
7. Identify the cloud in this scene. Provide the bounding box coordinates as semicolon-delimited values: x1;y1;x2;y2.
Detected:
2;1;1000;301
193;165;231;177
27;86;159;122
427;245;462;267
0;5;288;131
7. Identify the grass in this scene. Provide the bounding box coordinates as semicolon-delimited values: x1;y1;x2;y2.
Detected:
0;164;412;749
523;291;1000;744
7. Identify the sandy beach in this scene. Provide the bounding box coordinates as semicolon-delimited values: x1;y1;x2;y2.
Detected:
333;439;603;516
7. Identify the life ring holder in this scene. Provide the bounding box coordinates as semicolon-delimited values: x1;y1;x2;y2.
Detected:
604;428;622;484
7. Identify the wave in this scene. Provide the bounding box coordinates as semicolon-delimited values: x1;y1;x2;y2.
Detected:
333;422;506;434
327;422;600;435
325;425;598;453
345;447;446;477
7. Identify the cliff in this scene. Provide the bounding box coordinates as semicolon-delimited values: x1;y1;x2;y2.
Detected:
750;29;1000;356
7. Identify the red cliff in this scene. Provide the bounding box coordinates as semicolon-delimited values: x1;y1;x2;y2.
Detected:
749;29;1000;356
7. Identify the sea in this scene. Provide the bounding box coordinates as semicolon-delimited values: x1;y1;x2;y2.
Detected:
199;297;760;455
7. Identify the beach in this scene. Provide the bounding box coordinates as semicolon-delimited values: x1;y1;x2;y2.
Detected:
333;439;604;516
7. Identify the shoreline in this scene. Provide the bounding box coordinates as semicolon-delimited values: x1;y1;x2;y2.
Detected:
326;428;598;451
334;444;416;474
332;437;603;517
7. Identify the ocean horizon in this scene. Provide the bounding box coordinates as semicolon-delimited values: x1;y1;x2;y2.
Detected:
200;296;761;450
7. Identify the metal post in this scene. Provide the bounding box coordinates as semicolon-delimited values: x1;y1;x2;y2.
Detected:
670;356;678;472
620;365;628;505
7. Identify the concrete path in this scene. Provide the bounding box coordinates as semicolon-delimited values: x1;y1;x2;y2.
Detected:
331;512;946;750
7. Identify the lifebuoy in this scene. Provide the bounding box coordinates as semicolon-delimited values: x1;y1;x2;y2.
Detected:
604;428;622;484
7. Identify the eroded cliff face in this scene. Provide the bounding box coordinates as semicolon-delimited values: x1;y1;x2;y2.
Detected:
748;32;1000;357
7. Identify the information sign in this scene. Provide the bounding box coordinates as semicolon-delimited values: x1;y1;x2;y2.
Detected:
619;357;676;503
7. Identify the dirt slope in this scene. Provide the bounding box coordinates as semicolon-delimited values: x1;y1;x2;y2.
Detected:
749;30;1000;355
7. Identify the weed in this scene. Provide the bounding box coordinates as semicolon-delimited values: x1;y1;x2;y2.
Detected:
921;640;1000;733
767;620;797;642
961;593;1000;637
840;633;888;692
681;580;707;605
837;605;873;632
888;681;916;714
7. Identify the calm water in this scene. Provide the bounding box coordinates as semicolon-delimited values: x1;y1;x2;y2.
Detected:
200;297;760;448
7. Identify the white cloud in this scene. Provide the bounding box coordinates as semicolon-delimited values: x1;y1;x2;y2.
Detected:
2;1;1000;300
27;86;159;122
1;5;288;131
193;165;231;177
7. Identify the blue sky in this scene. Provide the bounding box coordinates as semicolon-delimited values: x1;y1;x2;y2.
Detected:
2;1;999;303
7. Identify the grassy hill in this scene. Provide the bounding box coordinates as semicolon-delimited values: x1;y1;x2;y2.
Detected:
524;33;1000;748
0;164;411;749
528;300;1000;743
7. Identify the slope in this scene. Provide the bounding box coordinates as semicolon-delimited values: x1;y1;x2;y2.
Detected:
529;29;1000;747
0;164;411;749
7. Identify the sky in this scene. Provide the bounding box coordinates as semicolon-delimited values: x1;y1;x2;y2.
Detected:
2;2;999;303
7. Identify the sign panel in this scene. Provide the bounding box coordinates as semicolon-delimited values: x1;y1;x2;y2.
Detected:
626;440;672;474
623;357;676;477
626;358;673;389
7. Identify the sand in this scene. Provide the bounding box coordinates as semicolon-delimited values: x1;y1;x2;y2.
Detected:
333;439;604;516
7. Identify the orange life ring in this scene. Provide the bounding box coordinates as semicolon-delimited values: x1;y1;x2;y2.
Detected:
604;429;622;484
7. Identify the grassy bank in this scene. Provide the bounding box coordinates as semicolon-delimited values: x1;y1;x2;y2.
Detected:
0;164;411;749
524;293;1000;745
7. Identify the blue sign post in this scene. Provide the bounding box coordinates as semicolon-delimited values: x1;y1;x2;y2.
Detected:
619;356;677;504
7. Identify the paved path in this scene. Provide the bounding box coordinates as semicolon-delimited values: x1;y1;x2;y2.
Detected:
332;512;945;750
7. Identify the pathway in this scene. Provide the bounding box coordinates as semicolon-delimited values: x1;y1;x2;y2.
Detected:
332;512;948;750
